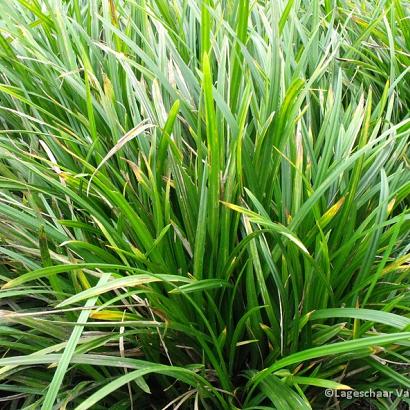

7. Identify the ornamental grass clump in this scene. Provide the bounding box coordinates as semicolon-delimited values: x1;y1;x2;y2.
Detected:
0;0;409;408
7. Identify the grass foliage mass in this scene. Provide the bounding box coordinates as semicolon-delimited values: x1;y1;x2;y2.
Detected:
0;0;409;408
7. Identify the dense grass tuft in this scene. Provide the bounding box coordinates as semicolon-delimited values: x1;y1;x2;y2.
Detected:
0;0;409;408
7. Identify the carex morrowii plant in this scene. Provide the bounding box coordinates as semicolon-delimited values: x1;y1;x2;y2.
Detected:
0;0;409;409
